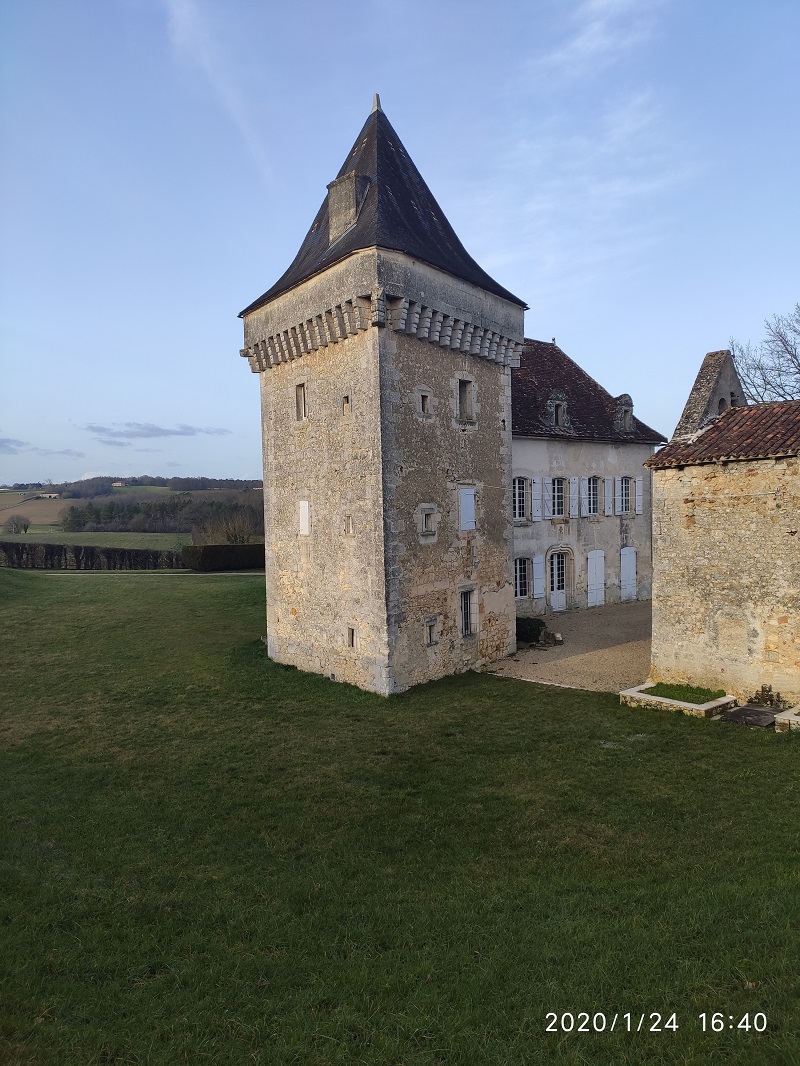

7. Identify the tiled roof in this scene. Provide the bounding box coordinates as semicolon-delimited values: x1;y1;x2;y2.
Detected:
647;400;800;468
511;339;666;444
240;103;526;316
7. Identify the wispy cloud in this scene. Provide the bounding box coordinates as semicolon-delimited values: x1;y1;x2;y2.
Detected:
535;0;661;76
162;0;271;182
0;437;84;458
87;422;231;441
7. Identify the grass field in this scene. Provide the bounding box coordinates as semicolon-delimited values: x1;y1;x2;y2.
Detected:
1;568;798;1065
0;497;68;524
5;528;193;550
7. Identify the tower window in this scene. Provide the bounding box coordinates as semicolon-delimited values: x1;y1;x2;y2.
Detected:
460;589;476;636
344;514;355;536
295;383;307;421
342;394;351;415
422;510;433;533
458;379;473;421
347;627;356;649
425;617;438;646
420;393;430;415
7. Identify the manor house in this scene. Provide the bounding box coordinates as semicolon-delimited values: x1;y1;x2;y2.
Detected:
239;98;662;694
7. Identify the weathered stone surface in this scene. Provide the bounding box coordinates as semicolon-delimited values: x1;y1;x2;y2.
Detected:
649;456;800;703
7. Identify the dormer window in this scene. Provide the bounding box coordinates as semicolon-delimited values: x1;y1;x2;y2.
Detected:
613;394;634;433
546;390;570;430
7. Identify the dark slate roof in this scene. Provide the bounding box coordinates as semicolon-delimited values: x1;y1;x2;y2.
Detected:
239;102;526;316
647;400;800;468
512;339;666;444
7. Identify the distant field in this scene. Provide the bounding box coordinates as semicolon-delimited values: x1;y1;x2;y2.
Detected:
112;485;171;495
0;497;69;523
6;530;193;549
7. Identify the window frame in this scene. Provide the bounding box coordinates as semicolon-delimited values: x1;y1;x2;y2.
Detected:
514;557;530;599
552;477;565;518
512;477;527;521
295;383;307;421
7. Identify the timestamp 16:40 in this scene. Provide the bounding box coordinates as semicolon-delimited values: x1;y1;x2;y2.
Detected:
545;1012;767;1034
700;1013;767;1032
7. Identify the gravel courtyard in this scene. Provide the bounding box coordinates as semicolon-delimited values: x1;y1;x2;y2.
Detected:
490;600;652;693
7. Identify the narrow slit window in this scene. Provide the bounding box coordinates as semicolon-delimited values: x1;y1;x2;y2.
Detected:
458;379;473;420
347;627;355;649
422;510;433;533
460;589;474;636
425;618;437;646
420;393;430;415
342;394;351;415
344;514;355;536
295;383;307;421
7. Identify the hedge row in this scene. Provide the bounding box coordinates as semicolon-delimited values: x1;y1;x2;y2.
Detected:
181;544;265;571
0;541;184;571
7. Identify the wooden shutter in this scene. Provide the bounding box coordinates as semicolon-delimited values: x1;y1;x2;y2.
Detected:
604;477;613;516
532;555;545;598
614;477;622;515
460;488;476;530
580;477;589;517
531;477;542;521
569;477;579;518
635;476;644;515
543;477;553;519
299;499;310;535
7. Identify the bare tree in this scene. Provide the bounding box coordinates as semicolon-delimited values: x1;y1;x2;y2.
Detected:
4;514;30;534
731;303;800;402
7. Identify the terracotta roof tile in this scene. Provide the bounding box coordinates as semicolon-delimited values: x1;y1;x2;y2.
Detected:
647;400;800;468
512;339;665;444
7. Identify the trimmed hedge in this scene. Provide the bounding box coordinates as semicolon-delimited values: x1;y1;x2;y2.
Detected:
181;544;265;572
0;541;184;570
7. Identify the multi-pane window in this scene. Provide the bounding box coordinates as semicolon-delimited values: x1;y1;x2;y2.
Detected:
552;477;565;518
587;476;600;516
514;558;529;598
620;477;632;514
460;589;475;636
512;477;527;520
295;383;307;421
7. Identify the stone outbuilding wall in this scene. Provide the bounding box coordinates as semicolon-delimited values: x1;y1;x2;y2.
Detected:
649;456;800;703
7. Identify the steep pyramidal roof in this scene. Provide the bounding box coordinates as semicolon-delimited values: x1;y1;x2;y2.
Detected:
240;99;526;316
512;339;665;444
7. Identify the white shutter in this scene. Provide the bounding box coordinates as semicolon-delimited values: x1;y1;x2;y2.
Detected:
635;475;644;515
459;487;476;530
531;477;542;521
299;499;310;535
580;477;589;517
532;555;545;599
569;477;579;518
604;477;613;517
614;477;622;515
543;477;553;519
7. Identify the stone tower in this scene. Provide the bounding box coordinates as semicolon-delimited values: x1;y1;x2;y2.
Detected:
239;98;526;694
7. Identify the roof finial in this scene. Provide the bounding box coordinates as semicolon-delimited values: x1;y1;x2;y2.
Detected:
372;93;382;114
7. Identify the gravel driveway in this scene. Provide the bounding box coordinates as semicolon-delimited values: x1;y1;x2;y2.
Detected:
489;600;652;693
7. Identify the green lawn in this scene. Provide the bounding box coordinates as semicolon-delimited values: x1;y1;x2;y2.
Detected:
1;568;798;1065
7;529;193;550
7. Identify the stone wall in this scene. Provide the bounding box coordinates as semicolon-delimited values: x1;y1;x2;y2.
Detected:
650;456;800;703
511;438;656;616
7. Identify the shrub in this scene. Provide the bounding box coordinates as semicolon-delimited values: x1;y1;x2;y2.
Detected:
181;544;265;572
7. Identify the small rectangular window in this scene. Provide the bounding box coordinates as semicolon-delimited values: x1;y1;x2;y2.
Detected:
422;510;433;533
459;488;476;531
299;499;310;535
347;627;355;649
460;589;474;636
344;514;355;536
342;394;350;415
420;393;430;415
425;617;437;646
295;383;307;421
458;379;473;420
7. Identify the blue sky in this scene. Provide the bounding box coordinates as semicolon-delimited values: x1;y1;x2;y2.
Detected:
2;0;798;483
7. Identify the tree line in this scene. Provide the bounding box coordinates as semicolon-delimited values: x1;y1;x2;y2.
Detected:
61;493;264;543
